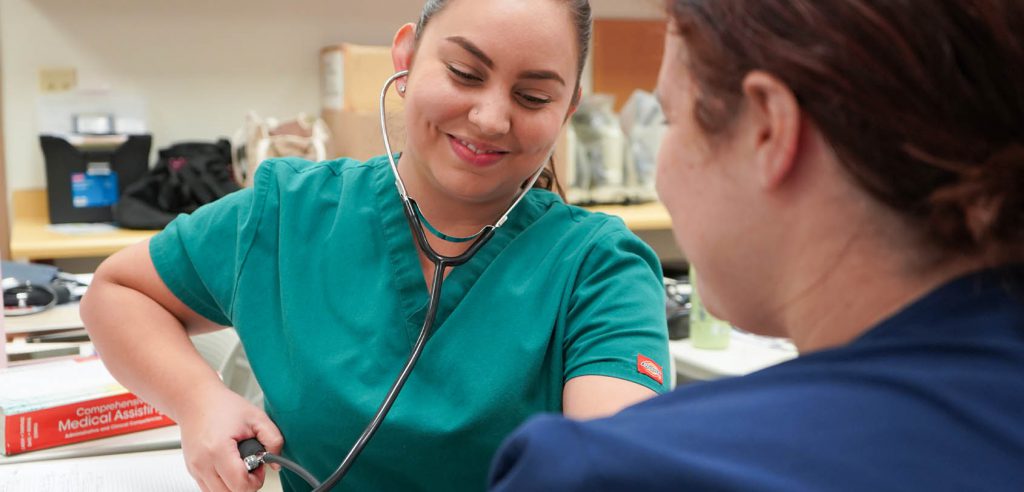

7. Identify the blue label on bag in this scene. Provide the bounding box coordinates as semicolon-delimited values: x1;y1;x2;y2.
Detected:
71;171;119;208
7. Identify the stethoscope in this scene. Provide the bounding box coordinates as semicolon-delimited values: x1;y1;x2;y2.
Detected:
237;70;545;491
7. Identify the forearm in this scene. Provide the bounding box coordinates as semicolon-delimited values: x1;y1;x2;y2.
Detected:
81;280;227;423
562;375;657;420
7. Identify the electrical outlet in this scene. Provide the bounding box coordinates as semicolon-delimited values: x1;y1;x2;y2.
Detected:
39;67;77;93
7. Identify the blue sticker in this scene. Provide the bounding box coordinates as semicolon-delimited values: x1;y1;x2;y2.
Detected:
71;171;119;208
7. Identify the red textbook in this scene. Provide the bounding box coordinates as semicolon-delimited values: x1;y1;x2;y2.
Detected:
0;357;174;455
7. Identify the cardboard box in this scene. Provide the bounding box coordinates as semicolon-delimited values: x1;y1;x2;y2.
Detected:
320;43;405;159
323;108;402;161
320;43;397;113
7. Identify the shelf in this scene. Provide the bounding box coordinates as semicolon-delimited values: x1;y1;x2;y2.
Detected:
584;201;672;231
11;215;157;260
10;189;157;261
8;189;672;260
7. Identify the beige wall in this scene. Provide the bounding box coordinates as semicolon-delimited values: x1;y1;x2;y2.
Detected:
0;66;8;260
0;0;664;193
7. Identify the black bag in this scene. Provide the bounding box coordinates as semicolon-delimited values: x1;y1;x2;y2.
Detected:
114;139;241;229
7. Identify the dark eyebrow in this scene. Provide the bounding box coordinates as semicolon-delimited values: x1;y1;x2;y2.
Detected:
519;70;566;86
445;36;565;86
445;36;494;69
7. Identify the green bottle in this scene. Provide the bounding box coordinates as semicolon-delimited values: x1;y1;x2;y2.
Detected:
688;265;732;350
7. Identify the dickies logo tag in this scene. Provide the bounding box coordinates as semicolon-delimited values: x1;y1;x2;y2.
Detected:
637;354;664;384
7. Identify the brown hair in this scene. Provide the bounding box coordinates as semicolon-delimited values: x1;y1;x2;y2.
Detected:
667;0;1024;263
414;0;591;199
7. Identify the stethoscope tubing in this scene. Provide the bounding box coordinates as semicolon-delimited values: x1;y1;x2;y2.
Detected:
313;71;504;491
244;70;540;491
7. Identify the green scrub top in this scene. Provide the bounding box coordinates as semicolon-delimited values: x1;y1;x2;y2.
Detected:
150;155;670;492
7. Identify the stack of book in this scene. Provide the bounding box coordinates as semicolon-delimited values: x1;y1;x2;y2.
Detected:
0;356;174;456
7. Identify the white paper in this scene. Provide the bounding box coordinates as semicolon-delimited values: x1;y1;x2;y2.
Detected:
46;223;120;236
321;49;345;110
0;358;123;413
0;449;199;491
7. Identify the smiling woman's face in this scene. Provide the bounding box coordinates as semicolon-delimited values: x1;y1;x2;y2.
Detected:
397;0;579;206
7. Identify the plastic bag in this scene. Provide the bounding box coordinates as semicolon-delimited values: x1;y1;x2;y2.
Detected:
232;112;331;187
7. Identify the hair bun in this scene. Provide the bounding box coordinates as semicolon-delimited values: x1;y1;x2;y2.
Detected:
986;143;1024;167
927;142;1024;259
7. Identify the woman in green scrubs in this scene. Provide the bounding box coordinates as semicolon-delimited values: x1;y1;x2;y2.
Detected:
81;1;671;491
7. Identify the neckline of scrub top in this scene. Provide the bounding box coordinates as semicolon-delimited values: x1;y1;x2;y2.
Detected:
370;155;549;345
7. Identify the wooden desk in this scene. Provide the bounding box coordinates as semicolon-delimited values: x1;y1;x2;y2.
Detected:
10;189;158;261
585;201;672;231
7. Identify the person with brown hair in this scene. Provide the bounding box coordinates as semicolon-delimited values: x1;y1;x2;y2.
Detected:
81;1;671;491
488;0;1024;490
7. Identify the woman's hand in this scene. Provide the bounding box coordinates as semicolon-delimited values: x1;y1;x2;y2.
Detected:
179;384;284;492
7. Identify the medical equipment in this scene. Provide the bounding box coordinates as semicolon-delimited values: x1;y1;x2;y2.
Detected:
2;280;58;316
237;70;545;491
